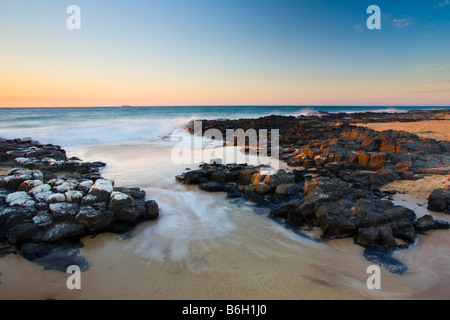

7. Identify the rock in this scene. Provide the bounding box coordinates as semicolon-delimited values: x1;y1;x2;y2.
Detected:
275;183;303;198
355;228;380;249
209;170;228;183
108;191;133;212
42;222;87;242
224;183;242;198
383;206;416;222
428;188;450;213
78;180;94;193
353;199;390;228
378;225;397;250
316;202;359;239
114;199;147;223
17;180;43;192
32;211;54;228
33;191;54;203
29;184;52;196
8;223;39;244
270;200;302;223
255;182;272;195
49;203;80;222
199;181;223;192
88;179;114;201
65;190;84;204
262;170;294;187
46;193;66;204
390;220;417;244
75;206;114;232
81;194;99;205
5;192;36;207
414;215;436;232
143;200;159;220
54;180;79;193
183;170;207;185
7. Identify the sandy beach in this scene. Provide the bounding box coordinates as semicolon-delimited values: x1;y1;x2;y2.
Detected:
353;116;450;142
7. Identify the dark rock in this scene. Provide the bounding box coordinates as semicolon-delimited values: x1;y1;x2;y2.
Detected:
114;199;146;223
414;215;436;232
88;179;113;201
199;181;223;192
75;206;114;232
8;222;40;244
142;200;159;220
355;227;380;249
42;222;88;242
49;203;80;222
428;188;450;213
184;169;207;185
390;220;417;244
224;183;242;198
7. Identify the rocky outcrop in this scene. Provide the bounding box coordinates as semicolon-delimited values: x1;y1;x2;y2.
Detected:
177;164;448;253
178;111;450;273
0;138;160;265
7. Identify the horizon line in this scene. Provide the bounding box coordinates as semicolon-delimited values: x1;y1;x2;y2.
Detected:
1;105;450;109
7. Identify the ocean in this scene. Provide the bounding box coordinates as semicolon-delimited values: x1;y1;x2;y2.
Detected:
0;105;449;299
0;105;447;147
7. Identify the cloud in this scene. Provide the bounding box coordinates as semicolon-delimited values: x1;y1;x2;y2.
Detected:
435;0;450;8
393;18;411;28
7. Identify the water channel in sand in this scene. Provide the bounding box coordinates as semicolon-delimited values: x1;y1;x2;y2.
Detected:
0;141;449;300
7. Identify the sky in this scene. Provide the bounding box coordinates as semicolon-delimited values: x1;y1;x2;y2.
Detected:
0;0;449;107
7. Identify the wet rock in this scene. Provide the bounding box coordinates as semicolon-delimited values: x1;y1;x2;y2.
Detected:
414;215;449;232
5;192;36;207
355;227;380;249
78;180;94;193
199;181;223;192
428;188;450;213
75;206;114;232
65;190;83;204
114;199;147;223
143;200;159;220
108;191;133;212
7;222;40;244
88;179;114;201
223;183;242;198
49;203;80;222
17;180;43;192
46;193;66;204
42;222;88;242
32;211;54;228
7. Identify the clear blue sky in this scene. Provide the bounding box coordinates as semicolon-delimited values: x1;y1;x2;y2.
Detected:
0;0;449;106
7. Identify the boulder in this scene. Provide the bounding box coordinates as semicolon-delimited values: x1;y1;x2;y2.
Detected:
46;193;66;204
75;206;114;231
199;181;223;192
5;192;36;207
65;190;84;204
17;180;43;192
49;203;80;222
88;179;114;201
428;188;450;213
108;191;133;212
42;222;88;242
